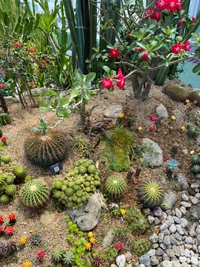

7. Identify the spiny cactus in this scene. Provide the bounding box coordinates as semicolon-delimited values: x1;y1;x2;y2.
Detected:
1;155;11;164
163;84;189;102
31;235;41;246
52;250;63;263
187;126;199;140
0;194;10;204
131;239;151;257
191;165;200;174
0;113;11;125
138;180;164;209
19;179;49;208
5;184;16;196
24;131;69;168
189;90;200;106
195;173;200;180
191;155;200;166
63;251;74;265
105;176;126;198
13;166;26;184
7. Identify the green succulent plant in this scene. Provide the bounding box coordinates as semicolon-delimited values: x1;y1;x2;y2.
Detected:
19;179;49;208
31;235;41;246
131;239;151;256
5;184;16;196
191;155;200;166
52;249;63;263
105;176;126;198
1;155;11;164
189;90;200;106
191;165;200;174
163;84;189;102
24;131;69;168
13;166;26;184
138;180;164;208
187;126;199;140
63;251;74;265
0;194;10;204
0;113;11;125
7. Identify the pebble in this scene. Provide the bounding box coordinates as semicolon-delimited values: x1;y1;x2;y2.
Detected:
180;206;187;214
190;196;199;205
169;224;176;233
191;183;199;189
181;193;189;201
190;256;198;266
175;208;182;218
195;225;200;234
180;201;191;208
116;254;126;267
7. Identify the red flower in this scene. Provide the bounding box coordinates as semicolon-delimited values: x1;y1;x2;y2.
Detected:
8;213;16;221
109;48;120;59
149;125;154;131
182;40;191;52
150;9;161;21
29;81;35;87
191;16;196;22
36;250;46;260
141;48;149;61
193;100;198;105
178;19;184;26
155;0;167;11
171;43;182;54
5;226;14;235
189;106;193;111
150;115;157;122
102;78;114;89
43;56;50;61
115;242;123;250
0;226;3;233
164;157;170;162
13;42;22;49
28;48;35;53
1;136;7;143
167;1;178;12
143;8;154;21
0;83;5;89
116;68;126;89
0;216;4;223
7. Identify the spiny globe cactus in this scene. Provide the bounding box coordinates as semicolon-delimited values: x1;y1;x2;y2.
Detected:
105;176;126;198
1;155;11;164
24;131;69;168
138;180;164;209
5;184;16;196
189;90;200;106
13;166;26;184
163;84;189;102
63;251;74;265
19;179;49;208
131;239;151;256
191;165;200;174
52;249;63;263
187;126;199;140
191;155;200;166
0;194;10;204
0;113;11;125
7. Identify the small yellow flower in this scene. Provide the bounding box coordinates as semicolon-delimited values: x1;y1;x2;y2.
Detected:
118;113;124;119
88;232;93;238
138;126;143;131
85;242;91;250
120;208;126;215
180;126;186;131
19;236;27;245
185;99;190;103
89;237;95;244
23;261;32;267
171;115;176;120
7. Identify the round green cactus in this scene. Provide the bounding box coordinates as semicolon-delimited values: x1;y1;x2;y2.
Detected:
187;127;199;140
191;155;200;166
5;184;16;196
19;179;49;208
131;239;151;256
189;90;200;106
105;176;126;198
63;251;74;265
138;180;164;208
24;131;69;168
195;173;200;180
163;84;189;102
1;155;11;164
191;165;200;174
13;166;26;184
0;194;10;204
0;113;11;125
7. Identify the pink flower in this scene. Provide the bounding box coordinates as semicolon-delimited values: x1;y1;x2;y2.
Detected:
149;125;154;131
141;48;149;61
0;83;5;88
109;48;120;59
43;56;50;61
191;16;196;22
116;68;126;89
0;226;3;233
171;43;182;54
115;242;123;250
143;8;154;21
102;78;114;89
36;250;46;260
1;136;7;143
29;81;34;86
164;157;170;162
150;115;157;122
150;9;161;21
5;226;14;235
178;19;184;26
182;40;191;52
193;100;198;105
155;0;167;11
0;216;4;223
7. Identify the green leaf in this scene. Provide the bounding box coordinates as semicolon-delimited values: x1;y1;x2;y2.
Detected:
83;91;91;102
136;42;147;50
70;89;80;98
74;69;83;82
52;98;59;108
31;127;41;133
60;97;69;106
85;72;96;84
102;66;110;73
193;64;200;73
56;107;69;118
39;103;52;111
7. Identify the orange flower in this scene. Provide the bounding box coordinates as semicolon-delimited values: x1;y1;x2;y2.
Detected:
23;261;32;267
88;232;93;238
19;236;27;245
185;99;190;103
85;242;91;250
89;237;95;244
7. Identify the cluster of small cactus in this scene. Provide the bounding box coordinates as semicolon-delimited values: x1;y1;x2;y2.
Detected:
105;176;126;198
19;179;49;208
24;130;69;168
52;249;74;265
0;113;11;125
131;239;151;256
0;241;17;258
51;158;101;209
138;180;164;209
186;125;199;140
163;84;189;102
189;90;200;106
31;235;42;246
191;154;200;180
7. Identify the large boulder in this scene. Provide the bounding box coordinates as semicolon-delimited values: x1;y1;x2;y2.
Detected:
142;138;163;167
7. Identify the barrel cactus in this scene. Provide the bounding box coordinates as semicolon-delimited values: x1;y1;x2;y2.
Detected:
163;84;189;102
0;113;11;125
189;90;200;106
19;179;49;208
24;131;69;168
186;126;199;140
13;166;26;184
191;155;200;166
105;176;126;198
191;165;200;174
1;155;11;164
131;239;151;257
138;180;164;208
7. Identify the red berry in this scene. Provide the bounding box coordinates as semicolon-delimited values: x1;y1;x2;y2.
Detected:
149;125;154;131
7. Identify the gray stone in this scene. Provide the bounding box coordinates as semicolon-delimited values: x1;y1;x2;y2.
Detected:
182;193;189;201
142;138;163;167
196;225;200;234
184;248;191;257
156;103;169;118
166;248;175;258
148;215;155;224
161;191;177;210
190;256;198;266
158;233;164;243
102;229;115;248
116;254;126;267
172;260;181;267
189;224;197;237
150;256;159;266
139;254;150;267
163;236;171;248
111;265;118;267
180;206;187;215
68;192;107;231
160;260;172;267
197;234;200;244
155;248;164;256
169;224;176;233
180;218;188;228
153;207;163;217
191;183;199;189
182;149;189;155
149;233;159;243
176;224;184;235
177;173;189;190
174;232;182;241
185;236;193;244
173;109;183;123
160;222;169;232
147;249;155;257
104;104;123;118
160;243;166;250
180;201;192;208
173;216;181;224
186;205;200;221
154;218;161;225
190;196;198;205
175;208;182;218
195;192;200;199
170;235;178;245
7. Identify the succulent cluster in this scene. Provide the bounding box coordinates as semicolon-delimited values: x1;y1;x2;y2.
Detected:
189;90;200;107
186;125;199;140
19;179;49;208
191;154;200;180
138;180;164;209
51;158;101;209
0;241;17;258
105;176;126;198
52;249;74;265
24;130;69;168
163;84;189;102
131;239;151;257
0;113;11;125
31;235;42;246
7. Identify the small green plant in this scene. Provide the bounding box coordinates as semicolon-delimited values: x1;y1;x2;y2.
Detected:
19;179;49;208
131;239;151;257
12;165;26;184
52;250;63;263
104;247;118;262
63;251;74;266
189;90;200;107
105;176;126;198
31;235;41;246
186;125;199;140
163;84;189;102
138;180;164;209
1;155;11;164
191;155;200;165
0;113;11;125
